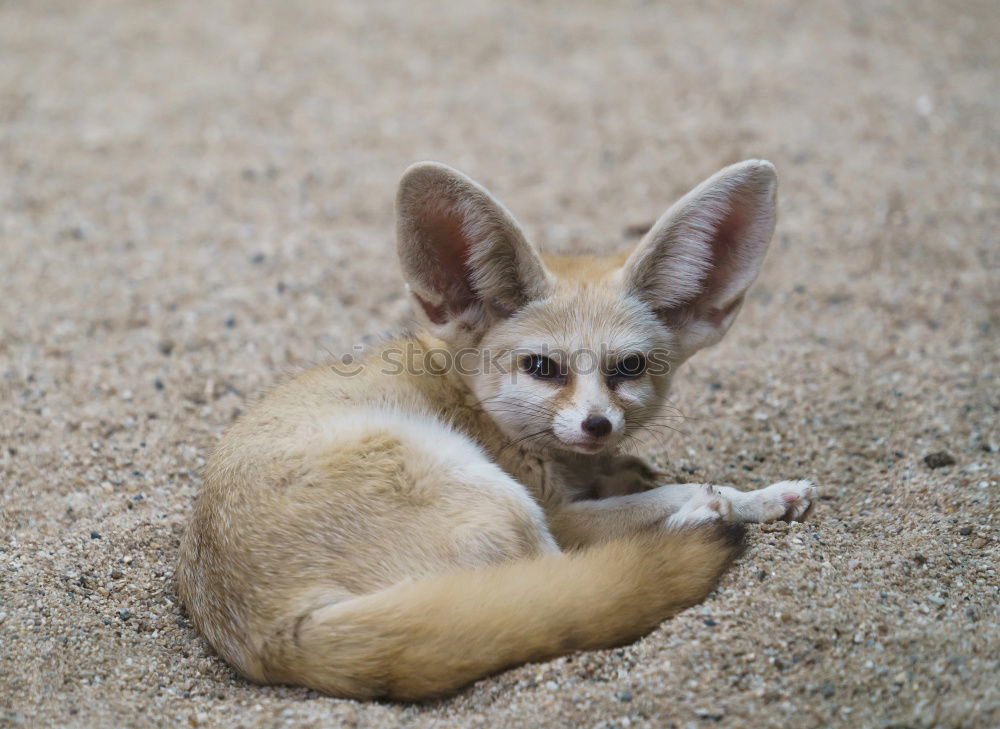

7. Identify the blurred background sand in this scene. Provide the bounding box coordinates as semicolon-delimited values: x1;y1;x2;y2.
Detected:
1;1;997;727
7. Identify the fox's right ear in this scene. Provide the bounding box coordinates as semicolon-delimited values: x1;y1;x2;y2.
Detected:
396;162;552;334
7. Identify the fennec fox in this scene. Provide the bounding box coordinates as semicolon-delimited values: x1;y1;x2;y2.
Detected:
177;160;817;700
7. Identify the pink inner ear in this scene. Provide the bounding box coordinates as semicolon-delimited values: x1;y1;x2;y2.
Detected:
650;187;766;332
418;200;478;318
700;201;751;304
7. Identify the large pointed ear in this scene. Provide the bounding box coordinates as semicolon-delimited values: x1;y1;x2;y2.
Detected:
396;162;553;336
622;160;778;359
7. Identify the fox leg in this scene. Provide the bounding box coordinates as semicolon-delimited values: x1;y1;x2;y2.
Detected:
549;480;817;548
549;485;705;548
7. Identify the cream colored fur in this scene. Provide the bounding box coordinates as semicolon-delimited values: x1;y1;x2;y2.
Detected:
177;160;816;700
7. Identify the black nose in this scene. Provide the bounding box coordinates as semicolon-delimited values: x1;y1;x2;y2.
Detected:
581;415;613;438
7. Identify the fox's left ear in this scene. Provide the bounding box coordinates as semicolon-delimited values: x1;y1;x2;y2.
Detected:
622;160;777;359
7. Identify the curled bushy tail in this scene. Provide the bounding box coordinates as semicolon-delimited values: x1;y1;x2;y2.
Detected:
258;523;745;700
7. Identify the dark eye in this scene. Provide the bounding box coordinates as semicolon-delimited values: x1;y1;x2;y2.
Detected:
610;354;646;380
520;355;566;383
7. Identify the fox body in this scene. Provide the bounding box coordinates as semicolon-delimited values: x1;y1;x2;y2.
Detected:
177;160;816;700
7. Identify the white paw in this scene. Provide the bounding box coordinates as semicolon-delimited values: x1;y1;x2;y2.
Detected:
667;484;734;528
734;479;818;523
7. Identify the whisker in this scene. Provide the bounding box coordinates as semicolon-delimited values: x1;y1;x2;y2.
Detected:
497;428;553;456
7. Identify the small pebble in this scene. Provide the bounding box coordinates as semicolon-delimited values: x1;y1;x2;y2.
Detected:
694;709;724;721
703;617;717;627
958;526;973;536
923;451;956;469
118;608;131;621
90;531;101;540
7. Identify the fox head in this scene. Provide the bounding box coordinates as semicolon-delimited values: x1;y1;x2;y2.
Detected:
396;160;777;455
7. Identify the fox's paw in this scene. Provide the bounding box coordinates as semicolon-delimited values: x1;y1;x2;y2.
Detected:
666;484;734;528
733;479;818;523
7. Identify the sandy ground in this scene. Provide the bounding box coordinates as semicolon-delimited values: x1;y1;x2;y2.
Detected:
1;0;998;727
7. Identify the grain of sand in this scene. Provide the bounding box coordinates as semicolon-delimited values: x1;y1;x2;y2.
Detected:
1;1;997;727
